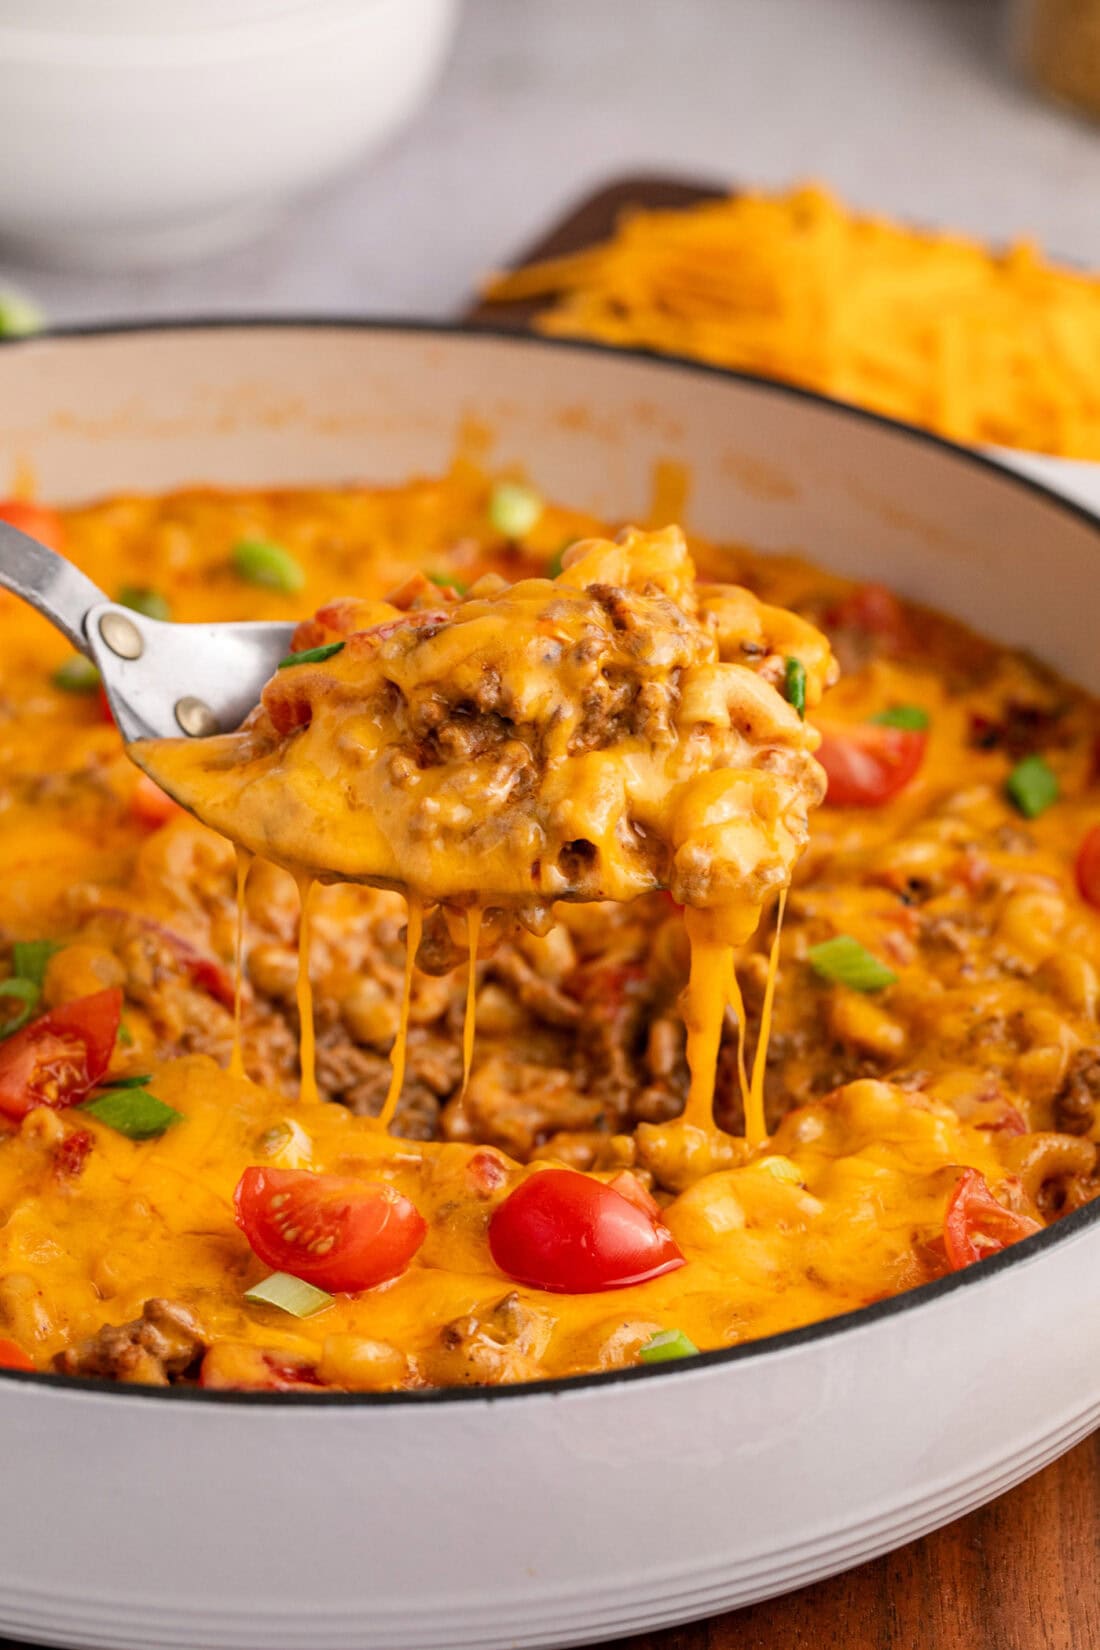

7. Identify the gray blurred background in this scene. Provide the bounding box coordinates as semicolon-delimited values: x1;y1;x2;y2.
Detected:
3;0;1098;327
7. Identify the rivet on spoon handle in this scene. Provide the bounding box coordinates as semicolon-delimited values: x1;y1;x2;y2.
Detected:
98;611;143;660
175;696;220;737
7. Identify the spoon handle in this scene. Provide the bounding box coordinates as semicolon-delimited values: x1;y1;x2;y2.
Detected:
0;522;109;654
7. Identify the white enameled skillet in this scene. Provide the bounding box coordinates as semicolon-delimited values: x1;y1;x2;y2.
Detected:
0;323;1098;1650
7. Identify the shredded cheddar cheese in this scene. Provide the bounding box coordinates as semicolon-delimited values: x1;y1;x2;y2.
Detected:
484;184;1100;458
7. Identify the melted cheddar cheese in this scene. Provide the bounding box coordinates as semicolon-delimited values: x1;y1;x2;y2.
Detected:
0;470;1096;1390
135;529;831;919
134;524;834;1143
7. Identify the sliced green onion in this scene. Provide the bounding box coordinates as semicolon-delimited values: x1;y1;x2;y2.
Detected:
11;941;58;988
639;1328;699;1364
118;585;171;622
96;1073;153;1091
244;1271;333;1318
277;640;345;670
1006;754;1059;819
488;480;543;541
0;292;44;339
807;934;897;992
427;571;467;595
117;1022;134;1048
231;537;305;595
52;655;101;693
82;1088;182;1140
0;978;40;1039
871;703;929;731
784;657;807;719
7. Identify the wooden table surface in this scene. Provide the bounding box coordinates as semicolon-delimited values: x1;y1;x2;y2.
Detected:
470;174;1100;1650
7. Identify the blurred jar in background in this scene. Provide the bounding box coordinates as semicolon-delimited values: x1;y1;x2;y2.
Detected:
1017;0;1100;120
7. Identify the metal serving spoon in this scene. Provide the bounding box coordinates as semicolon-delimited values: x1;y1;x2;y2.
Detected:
0;519;294;742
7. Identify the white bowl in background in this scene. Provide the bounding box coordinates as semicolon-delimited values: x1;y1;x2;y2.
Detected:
0;0;458;271
0;323;1098;1649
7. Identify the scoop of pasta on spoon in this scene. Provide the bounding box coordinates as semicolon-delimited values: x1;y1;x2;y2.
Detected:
131;525;836;1139
131;526;833;928
0;512;836;1140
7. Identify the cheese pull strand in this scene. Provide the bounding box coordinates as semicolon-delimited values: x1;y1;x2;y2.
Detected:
295;875;318;1105
726;958;752;1131
377;896;423;1132
747;890;787;1147
682;904;760;1132
461;906;483;1100
228;846;252;1082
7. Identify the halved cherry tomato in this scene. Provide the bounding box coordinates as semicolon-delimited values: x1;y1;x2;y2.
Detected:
129;774;182;830
0;1338;34;1372
1075;825;1100;911
0;500;64;553
0;987;122;1121
489;1168;685;1293
234;1167;427;1293
607;1169;662;1220
943;1168;1042;1271
818;724;927;807
199;1343;325;1392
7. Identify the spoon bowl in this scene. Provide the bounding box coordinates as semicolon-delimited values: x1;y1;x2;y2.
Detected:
0;519;294;742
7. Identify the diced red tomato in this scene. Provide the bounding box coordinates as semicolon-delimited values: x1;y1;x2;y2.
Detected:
234;1167;427;1293
260;669;321;736
199;1343;325;1392
0;1338;34;1372
184;954;236;1011
0;988;122;1120
149;923;234;1010
346;613;450;649
466;1150;509;1196
818;724;927;807
291;596;383;652
943;1168;1043;1271
824;582;910;652
129;774;183;830
53;1127;94;1179
0;500;64;553
83;909;234;1011
489;1168;685;1293
1075;825;1100;911
975;1103;1028;1137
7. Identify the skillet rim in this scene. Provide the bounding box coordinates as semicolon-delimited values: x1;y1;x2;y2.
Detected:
1;313;1098;1408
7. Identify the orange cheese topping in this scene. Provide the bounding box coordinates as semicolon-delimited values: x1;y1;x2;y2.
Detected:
0;474;1095;1389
